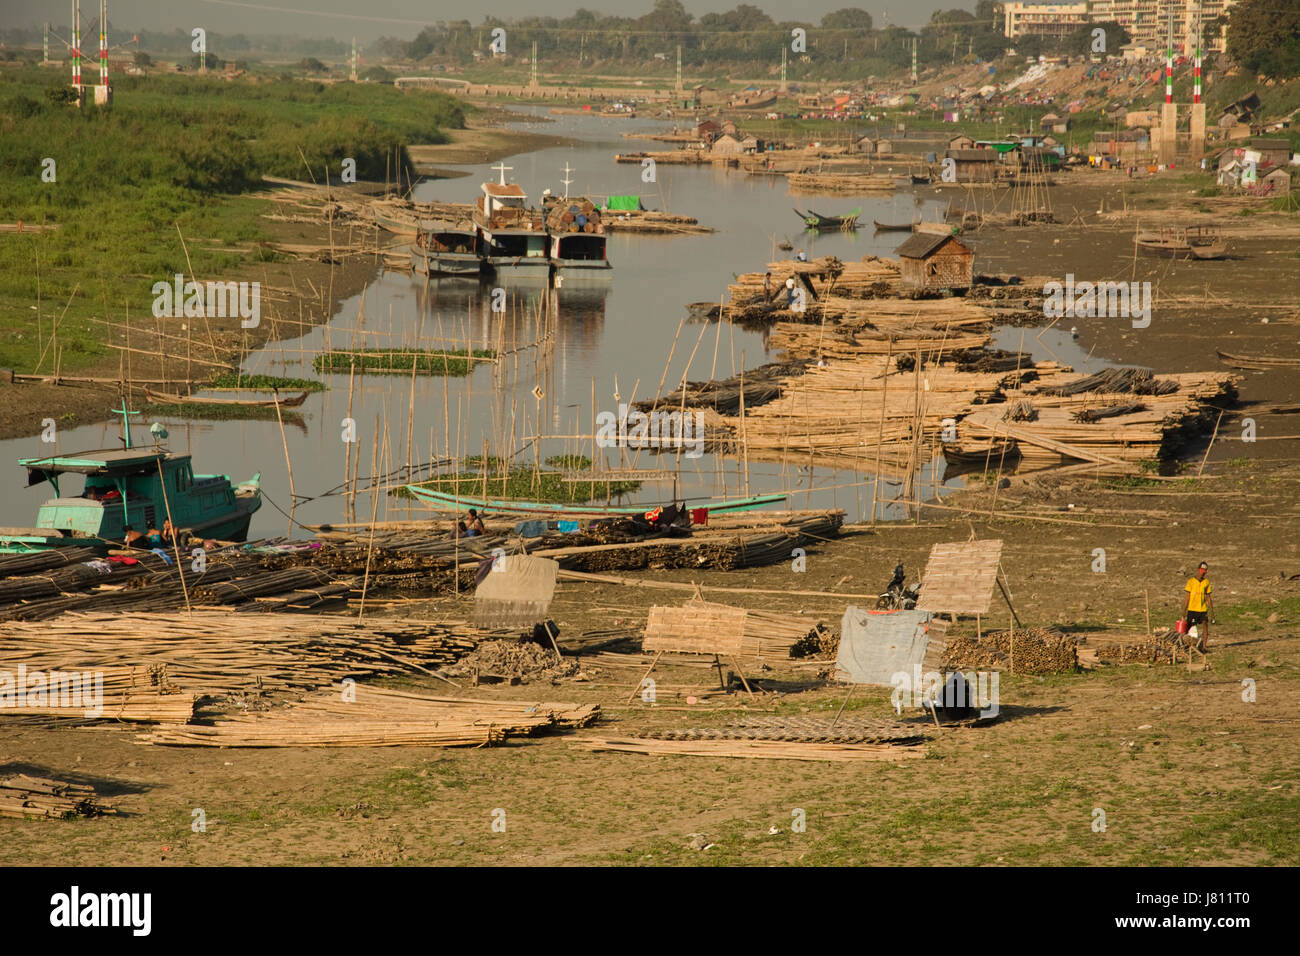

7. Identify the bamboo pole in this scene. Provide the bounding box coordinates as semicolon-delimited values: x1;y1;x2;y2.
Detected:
272;388;296;519
153;456;192;615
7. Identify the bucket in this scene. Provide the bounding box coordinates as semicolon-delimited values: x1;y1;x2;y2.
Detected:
1175;618;1188;635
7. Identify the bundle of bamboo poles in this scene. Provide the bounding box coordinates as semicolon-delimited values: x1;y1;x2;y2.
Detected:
0;774;117;819
713;356;1028;474
0;547;102;578
0;611;481;701
728;256;899;306
669;596;837;659
140;684;599;748
0;664;195;723
787;172;898;193
959;371;1239;470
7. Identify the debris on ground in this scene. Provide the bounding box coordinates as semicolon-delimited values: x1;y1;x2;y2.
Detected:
445;639;582;684
943;626;1078;674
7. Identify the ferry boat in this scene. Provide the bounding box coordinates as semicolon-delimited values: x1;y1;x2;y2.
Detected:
2;402;262;554
474;164;552;278
410;219;485;278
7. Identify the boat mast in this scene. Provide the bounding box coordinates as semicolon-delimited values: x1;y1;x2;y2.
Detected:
110;396;141;449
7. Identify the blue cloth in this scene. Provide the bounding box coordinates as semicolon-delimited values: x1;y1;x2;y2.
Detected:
557;520;579;533
149;548;173;565
515;519;548;538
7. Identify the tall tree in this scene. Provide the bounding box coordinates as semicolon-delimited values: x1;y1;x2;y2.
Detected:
820;8;873;32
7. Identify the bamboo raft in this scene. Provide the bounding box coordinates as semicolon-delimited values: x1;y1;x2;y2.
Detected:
787;172;898;194
140;684;599;748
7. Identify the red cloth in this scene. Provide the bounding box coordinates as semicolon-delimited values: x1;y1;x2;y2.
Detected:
691;508;708;526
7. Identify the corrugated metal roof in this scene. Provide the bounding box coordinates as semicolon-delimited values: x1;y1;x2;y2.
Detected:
946;148;996;161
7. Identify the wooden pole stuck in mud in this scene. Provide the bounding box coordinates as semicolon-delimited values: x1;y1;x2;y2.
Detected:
272;388;296;533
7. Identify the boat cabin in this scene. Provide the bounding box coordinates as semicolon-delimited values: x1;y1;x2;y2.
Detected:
16;447;258;549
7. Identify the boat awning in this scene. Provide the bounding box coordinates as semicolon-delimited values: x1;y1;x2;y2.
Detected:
605;195;641;211
18;448;167;485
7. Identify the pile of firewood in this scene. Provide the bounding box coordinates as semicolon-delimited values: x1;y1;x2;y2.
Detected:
943;626;1078;674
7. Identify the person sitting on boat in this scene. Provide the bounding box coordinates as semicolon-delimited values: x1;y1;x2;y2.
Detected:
796;249;807;262
162;519;178;547
465;509;486;537
123;526;145;549
452;519;468;539
145;526;166;549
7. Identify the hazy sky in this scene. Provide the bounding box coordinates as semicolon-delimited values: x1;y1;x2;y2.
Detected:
6;0;972;42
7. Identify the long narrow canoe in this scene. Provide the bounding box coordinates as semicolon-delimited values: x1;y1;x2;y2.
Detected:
1216;350;1300;370
144;387;310;408
402;486;788;516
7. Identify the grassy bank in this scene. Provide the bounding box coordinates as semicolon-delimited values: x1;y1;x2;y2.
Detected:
0;69;467;375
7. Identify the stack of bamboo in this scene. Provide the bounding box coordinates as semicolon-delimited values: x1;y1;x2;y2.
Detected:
667;597;837;659
0;665;195;723
140;684;599;748
0;611;481;701
714;357;1029;475
728;256;899;305
787;171;898;193
959;370;1239;471
0;774;116;819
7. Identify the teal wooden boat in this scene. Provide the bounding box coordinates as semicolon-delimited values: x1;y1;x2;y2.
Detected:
3;401;262;554
402;485;787;517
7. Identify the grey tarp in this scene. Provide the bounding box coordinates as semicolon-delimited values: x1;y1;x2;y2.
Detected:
835;607;932;685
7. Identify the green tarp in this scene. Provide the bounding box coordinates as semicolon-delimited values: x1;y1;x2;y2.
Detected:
605;195;641;211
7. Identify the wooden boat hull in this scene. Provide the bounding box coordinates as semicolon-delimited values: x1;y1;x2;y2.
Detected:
409;244;484;277
873;220;917;232
144;387;310;409
1217;350;1300;370
402;486;788;517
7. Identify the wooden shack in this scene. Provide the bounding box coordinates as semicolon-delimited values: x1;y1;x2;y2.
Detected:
1250;138;1292;169
1261;166;1291;196
895;232;973;293
945;147;997;183
948;133;975;151
710;133;744;155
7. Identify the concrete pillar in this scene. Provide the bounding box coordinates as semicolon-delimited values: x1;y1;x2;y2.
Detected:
1190;102;1207;160
1159;103;1178;166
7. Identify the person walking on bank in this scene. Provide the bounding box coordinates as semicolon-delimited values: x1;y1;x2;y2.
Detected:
1182;561;1215;653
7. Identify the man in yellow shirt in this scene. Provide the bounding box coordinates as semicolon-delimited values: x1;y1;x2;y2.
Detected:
1183;562;1215;653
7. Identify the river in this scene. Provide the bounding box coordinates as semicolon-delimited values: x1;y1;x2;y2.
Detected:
1;107;1110;534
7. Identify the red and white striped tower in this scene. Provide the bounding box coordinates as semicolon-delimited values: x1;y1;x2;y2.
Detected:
98;0;107;87
1158;1;1177;165
71;0;81;88
1189;1;1207;159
